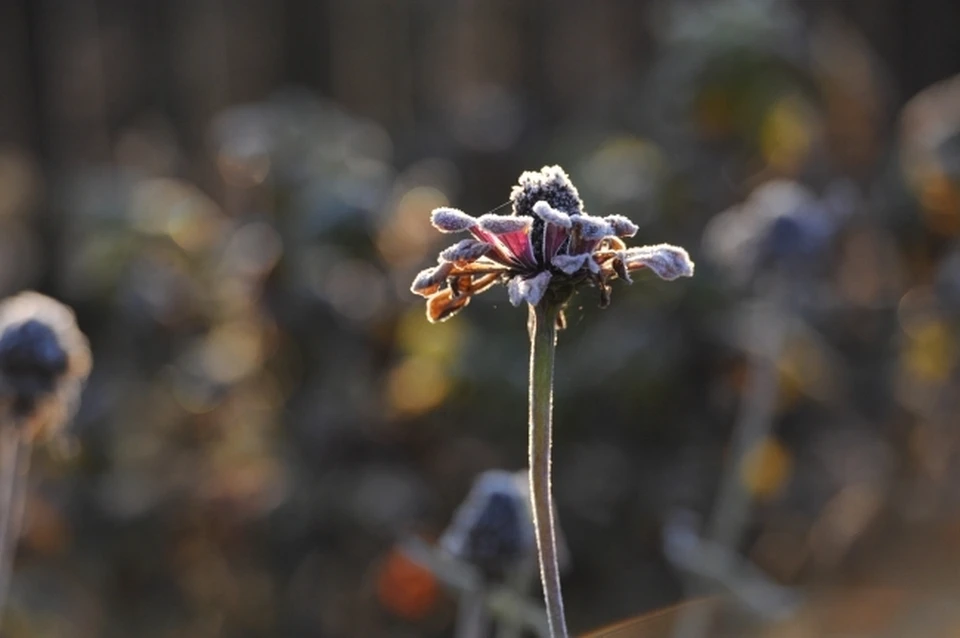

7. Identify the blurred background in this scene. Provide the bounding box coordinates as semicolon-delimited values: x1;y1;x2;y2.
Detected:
2;0;960;635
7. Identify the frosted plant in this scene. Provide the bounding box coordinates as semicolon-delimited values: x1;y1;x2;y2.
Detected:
412;166;693;637
0;292;91;629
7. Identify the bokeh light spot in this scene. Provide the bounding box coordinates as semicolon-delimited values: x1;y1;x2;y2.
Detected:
387;356;450;417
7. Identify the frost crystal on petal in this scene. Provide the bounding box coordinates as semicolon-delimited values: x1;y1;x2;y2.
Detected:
604;214;639;238
623;244;695;281
532;201;572;228
410;262;454;296
551;253;589;275
507;271;552;307
439;239;492;263
431;207;478;233
571;214;613;241
478;214;533;235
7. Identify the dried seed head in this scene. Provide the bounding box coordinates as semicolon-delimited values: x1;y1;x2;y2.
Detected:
511;165;584;218
0;292;92;441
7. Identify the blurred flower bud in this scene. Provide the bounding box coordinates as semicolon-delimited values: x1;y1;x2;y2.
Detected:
0;292;91;442
440;470;538;581
702;179;849;286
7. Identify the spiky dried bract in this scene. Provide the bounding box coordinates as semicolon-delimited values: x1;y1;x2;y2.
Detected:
411;165;694;322
0;292;91;442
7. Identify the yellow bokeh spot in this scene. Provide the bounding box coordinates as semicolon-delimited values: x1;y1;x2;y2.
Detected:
904;320;956;382
761;96;814;173
396;306;462;365
386;356;450;417
377;186;449;267
741;437;792;500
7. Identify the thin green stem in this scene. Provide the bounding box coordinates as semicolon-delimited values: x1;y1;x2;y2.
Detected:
528;300;567;638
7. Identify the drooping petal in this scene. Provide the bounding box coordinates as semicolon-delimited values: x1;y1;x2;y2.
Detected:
426;289;472;323
622;244;695;281
478;214;536;267
449;272;502;298
551;253;590;275
410;262;454;297
431;207;478;233
507;271;552;307
604;214;639;237
439;239;493;264
533;201;573;262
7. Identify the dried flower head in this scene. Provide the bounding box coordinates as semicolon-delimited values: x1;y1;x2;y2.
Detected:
0;292;92;442
412;165;694;322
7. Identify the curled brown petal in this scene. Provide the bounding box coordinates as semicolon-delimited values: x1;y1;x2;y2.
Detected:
426;289;472;323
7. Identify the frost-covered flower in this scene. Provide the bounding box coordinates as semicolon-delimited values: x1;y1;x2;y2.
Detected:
411;165;694;322
0;292;92;442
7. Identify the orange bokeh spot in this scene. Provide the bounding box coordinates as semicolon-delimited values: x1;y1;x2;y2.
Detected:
376;547;439;622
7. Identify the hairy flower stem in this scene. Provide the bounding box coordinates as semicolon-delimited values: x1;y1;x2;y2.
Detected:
0;425;30;631
528;300;567;638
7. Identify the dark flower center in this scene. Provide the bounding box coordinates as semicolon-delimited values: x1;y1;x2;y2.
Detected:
0;319;68;414
463;492;526;579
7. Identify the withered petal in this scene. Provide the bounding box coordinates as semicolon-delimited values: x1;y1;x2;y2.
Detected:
431;207;478;232
622;244;695;281
410;262;455;297
439;239;493;264
426;289;472;323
